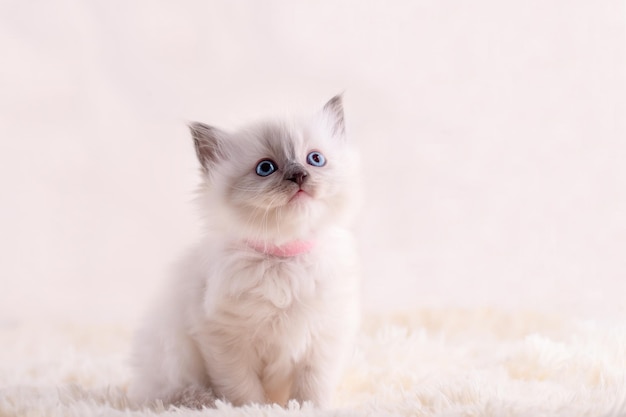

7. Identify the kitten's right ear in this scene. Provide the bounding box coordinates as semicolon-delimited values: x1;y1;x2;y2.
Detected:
322;94;346;140
188;122;227;171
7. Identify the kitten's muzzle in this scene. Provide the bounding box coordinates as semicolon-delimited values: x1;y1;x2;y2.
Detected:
284;165;309;186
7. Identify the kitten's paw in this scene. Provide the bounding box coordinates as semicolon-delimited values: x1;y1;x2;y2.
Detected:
168;385;217;409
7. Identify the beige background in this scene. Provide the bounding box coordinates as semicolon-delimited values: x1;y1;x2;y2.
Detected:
1;1;625;325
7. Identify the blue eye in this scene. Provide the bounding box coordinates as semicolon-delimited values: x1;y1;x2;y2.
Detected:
255;159;277;177
306;151;326;167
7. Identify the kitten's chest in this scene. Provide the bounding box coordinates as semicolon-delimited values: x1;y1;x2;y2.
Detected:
214;252;324;311
204;253;328;355
198;241;357;360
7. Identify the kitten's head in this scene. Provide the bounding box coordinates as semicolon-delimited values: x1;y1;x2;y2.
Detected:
189;95;359;242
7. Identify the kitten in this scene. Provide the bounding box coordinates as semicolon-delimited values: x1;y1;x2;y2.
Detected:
128;95;360;408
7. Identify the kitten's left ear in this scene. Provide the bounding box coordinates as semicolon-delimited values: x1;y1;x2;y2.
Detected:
322;94;346;139
188;121;228;172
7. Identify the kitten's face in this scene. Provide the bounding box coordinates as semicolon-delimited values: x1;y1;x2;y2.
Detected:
190;96;358;241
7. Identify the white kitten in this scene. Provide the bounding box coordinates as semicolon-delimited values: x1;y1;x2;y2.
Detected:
129;96;360;408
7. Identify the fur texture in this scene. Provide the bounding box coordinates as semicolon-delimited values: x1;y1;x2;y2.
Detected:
128;96;361;408
3;310;626;417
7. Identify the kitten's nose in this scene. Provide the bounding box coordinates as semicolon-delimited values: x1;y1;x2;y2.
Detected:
285;167;308;186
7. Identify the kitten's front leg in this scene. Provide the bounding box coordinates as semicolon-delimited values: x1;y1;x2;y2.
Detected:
210;365;266;406
291;350;341;408
197;333;266;406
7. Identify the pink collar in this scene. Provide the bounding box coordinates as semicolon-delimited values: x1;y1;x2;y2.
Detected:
246;240;316;257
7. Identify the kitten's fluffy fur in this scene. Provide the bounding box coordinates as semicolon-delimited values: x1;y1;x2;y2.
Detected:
129;96;360;408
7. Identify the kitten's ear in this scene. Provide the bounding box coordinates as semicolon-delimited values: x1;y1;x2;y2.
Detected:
322;94;346;139
188;122;227;171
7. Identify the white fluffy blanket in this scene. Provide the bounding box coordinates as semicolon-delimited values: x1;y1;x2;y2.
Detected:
1;309;625;417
